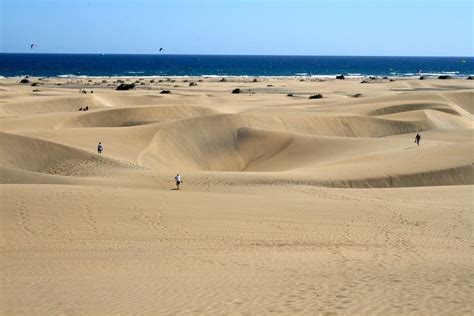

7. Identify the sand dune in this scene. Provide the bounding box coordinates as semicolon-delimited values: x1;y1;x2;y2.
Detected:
0;166;84;185
438;90;474;116
18;124;161;163
0;77;472;315
0;111;76;132
91;91;205;107
366;101;459;116
138;112;433;172
1;78;471;187
0;132;140;176
0;95;105;116
56;105;219;128
0;132;93;173
301;141;472;185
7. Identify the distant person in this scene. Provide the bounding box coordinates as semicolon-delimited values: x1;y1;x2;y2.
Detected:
97;142;104;154
175;174;182;190
415;133;421;146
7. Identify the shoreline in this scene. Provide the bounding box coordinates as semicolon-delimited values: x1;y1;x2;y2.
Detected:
1;74;473;81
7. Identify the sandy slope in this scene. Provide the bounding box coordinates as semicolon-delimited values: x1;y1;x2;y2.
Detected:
0;77;472;315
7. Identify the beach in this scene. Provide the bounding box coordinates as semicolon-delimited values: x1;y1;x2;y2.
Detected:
0;76;473;314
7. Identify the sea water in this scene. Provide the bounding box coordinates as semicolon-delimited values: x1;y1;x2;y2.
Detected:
0;54;472;78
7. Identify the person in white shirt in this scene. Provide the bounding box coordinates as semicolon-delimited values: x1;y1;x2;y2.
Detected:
175;174;182;190
97;142;104;154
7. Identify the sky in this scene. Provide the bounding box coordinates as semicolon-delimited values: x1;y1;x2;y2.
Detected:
1;0;472;56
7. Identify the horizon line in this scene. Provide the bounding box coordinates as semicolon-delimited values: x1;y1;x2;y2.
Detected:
1;52;473;58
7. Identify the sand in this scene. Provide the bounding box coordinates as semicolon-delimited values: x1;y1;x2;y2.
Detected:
0;76;472;315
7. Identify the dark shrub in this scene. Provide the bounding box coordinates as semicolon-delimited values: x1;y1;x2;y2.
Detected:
309;94;323;99
232;88;241;94
116;83;136;90
286;93;294;97
336;75;345;80
438;75;451;80
20;78;29;84
160;90;171;94
189;82;197;86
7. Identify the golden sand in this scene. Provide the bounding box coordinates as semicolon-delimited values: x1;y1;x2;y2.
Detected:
1;77;472;314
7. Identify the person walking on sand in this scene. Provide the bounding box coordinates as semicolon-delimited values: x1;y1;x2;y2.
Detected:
175;174;182;190
97;142;104;154
414;133;421;146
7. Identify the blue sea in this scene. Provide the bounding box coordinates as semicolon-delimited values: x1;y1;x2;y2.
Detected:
0;54;472;78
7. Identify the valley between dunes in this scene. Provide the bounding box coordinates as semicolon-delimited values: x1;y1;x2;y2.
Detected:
0;77;472;315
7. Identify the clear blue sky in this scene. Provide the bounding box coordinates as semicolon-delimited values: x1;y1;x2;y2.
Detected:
1;0;472;56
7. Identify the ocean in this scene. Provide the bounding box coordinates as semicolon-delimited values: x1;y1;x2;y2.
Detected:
0;53;472;78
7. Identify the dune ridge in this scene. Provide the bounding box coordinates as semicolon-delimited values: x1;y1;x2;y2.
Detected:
56;105;220;128
0;95;105;116
0;132;141;176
